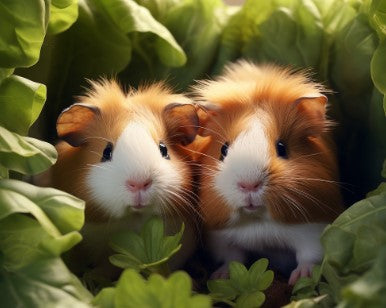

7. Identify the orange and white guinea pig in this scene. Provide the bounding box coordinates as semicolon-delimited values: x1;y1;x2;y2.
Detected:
42;80;201;270
192;61;344;285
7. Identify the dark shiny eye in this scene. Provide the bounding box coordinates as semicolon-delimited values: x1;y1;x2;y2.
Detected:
220;142;229;161
101;142;113;162
159;142;170;159
276;141;287;158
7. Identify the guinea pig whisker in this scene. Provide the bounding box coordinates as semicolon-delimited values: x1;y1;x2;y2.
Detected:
281;192;310;222
181;124;227;142
285;185;328;211
165;189;202;222
165;188;198;214
290;176;355;194
88;150;103;159
290;186;342;215
183;147;223;164
175;186;200;204
86;163;108;171
189;164;219;175
162;193;186;225
83;136;111;143
288;152;323;163
289;176;343;185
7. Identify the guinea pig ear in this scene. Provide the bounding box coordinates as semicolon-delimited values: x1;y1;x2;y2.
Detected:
57;103;100;147
294;95;327;136
163;103;199;146
194;101;220;137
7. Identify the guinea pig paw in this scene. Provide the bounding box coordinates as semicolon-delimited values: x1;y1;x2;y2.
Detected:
288;263;314;286
210;264;230;280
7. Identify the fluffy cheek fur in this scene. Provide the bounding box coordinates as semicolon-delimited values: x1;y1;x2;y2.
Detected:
86;122;185;218
215;119;270;211
265;137;343;223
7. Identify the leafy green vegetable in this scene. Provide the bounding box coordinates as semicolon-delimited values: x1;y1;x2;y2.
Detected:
0;180;85;269
109;217;184;274
207;259;274;307
1;257;92;308
0;0;49;68
0;75;46;135
291;190;386;306
0;126;57;175
369;0;386;113
340;248;386;307
100;0;186;67
48;0;79;35
94;269;211;308
0;181;91;307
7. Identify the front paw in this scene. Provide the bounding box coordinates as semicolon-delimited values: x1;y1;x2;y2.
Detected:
288;263;314;285
210;264;230;279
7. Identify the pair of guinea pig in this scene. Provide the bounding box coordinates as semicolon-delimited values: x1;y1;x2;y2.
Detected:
44;61;344;285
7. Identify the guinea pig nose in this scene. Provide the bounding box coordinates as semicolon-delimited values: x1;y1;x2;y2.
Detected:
238;180;261;192
126;179;152;192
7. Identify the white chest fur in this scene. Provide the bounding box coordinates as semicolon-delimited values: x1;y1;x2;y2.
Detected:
209;219;326;265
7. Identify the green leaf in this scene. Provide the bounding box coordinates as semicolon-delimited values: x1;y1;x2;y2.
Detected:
0;75;46;135
229;261;249;291
0;181;60;237
0;126;57;175
48;0;79;35
109;217;183;273
93;287;115;308
371;39;386;94
0;0;49;68
207;279;238;300
0;68;14;83
0;257;92;307
208;259;273;306
0;214;81;271
114;269;211;308
109;253;141;271
248;258;274;291
161;0;227;85
235;291;265;308
142;216;165;262
99;0;186;67
284;295;328;308
0;180;84;269
341;247;386;307
255;270;274;291
0;179;85;233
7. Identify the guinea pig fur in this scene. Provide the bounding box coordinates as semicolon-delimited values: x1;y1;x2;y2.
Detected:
44;80;200;272
192;61;345;285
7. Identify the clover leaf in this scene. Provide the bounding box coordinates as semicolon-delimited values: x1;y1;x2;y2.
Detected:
93;270;211;308
109;217;184;274
208;258;274;307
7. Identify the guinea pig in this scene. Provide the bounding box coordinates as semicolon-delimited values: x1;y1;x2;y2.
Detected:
42;80;201;273
190;61;345;285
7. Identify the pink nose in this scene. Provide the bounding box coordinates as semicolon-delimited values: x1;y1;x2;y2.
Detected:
238;180;261;192
126;179;152;192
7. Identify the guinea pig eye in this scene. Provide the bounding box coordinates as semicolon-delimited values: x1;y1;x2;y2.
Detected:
276;141;288;158
220;142;229;161
159;142;170;160
101;142;113;162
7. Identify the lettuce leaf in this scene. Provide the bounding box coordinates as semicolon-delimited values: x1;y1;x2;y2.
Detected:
48;0;79;35
0;75;46;135
0;0;49;68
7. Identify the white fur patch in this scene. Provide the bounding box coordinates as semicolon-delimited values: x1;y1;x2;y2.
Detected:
210;221;326;264
86;121;183;217
215;117;270;211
